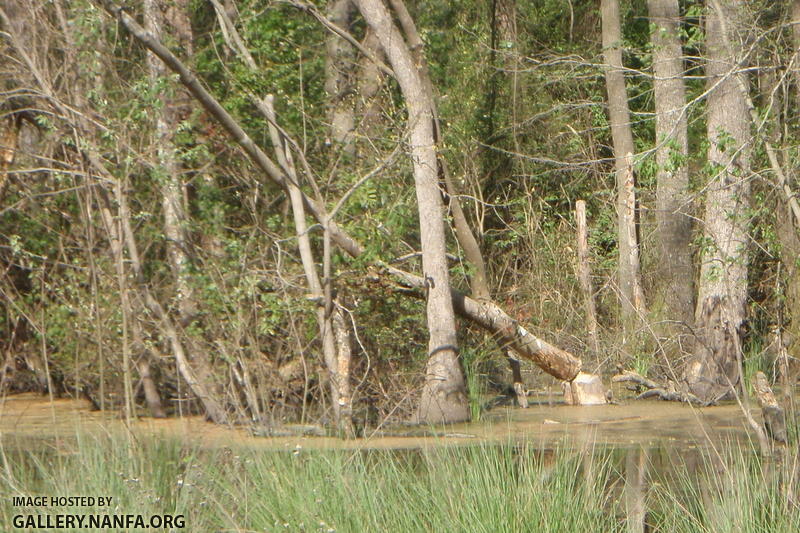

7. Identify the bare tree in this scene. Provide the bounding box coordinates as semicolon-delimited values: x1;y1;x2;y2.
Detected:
647;0;694;356
684;0;751;402
600;0;646;332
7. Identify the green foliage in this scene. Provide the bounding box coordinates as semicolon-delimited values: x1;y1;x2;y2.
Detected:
193;0;326;148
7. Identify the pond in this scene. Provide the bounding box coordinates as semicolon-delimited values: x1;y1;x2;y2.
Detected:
0;391;766;451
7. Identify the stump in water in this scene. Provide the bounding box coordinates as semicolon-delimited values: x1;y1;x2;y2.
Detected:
752;371;787;445
563;372;608;405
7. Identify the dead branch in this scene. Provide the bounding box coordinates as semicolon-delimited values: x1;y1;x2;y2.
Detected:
612;370;706;405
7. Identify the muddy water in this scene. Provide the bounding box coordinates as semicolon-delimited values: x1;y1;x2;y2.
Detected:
0;392;765;452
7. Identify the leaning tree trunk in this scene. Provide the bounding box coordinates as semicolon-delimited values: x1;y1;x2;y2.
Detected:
354;0;469;424
600;0;646;332
647;0;694;357
684;0;751;402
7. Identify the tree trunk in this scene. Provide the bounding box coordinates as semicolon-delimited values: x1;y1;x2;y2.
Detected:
355;27;386;140
142;0;231;420
137;358;167;418
391;0;533;408
779;0;800;358
0;115;19;205
600;0;646;331
90;154;227;423
576;200;599;354
794;0;800;108
354;0;469;424
263;95;355;436
144;0;196;320
752;371;787;444
647;0;694;353
684;0;751;402
144;0;223;418
325;0;356;156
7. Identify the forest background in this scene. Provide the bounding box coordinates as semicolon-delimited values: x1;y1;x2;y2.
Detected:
1;0;798;435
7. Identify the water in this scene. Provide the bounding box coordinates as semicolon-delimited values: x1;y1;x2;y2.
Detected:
0;392;766;451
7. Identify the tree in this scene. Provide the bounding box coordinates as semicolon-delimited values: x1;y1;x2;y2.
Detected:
684;0;751;402
600;0;646;333
143;0;227;420
647;0;694;358
100;0;584;384
353;0;469;424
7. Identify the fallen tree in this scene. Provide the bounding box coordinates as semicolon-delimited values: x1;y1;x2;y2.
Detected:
97;0;585;385
612;370;705;405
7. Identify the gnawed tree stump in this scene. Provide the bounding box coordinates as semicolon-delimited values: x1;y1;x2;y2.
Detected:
563;372;608;405
752;371;788;445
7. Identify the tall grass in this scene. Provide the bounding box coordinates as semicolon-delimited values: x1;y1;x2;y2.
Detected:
1;433;798;532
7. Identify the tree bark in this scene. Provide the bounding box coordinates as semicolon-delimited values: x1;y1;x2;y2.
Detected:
355;27;386;140
0;116;19;205
684;0;751;402
779;0;800;354
794;0;800;108
600;0;646;331
576;200;599;354
752;371;787;444
324;0;356;156
647;0;694;352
